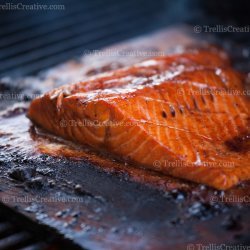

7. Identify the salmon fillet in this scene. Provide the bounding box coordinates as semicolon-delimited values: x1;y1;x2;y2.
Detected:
28;47;250;190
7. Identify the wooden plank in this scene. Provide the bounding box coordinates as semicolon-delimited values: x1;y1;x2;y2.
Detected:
0;27;250;250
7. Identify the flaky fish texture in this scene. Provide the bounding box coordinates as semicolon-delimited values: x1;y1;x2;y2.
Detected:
28;46;250;190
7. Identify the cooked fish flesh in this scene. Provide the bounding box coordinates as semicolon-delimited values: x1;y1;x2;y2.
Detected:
28;47;250;190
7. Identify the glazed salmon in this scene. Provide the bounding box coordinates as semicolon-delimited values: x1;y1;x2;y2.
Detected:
28;47;250;190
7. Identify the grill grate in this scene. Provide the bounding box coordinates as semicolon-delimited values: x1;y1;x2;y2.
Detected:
0;0;165;77
0;205;81;250
0;216;47;250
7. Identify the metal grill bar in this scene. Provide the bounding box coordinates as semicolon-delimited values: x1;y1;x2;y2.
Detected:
0;231;32;250
2;15;155;76
0;206;80;250
0;0;101;35
0;0;150;59
1;6;157;71
0;0;110;44
0;0;164;77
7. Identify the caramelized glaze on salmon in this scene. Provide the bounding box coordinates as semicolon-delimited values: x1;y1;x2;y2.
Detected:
28;47;250;190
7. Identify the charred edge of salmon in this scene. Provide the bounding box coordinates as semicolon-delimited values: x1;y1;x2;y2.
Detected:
225;132;250;153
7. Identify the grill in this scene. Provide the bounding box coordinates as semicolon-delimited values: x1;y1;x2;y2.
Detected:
0;0;165;77
1;0;249;77
0;0;250;249
0;205;81;250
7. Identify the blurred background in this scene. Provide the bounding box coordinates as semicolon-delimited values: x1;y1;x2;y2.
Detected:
0;0;249;77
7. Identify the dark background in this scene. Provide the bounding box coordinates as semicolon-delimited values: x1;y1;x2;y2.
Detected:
0;0;249;77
